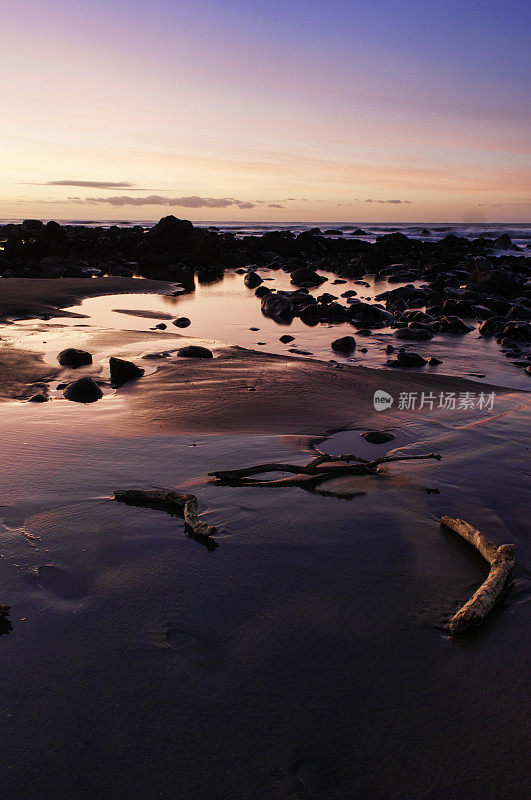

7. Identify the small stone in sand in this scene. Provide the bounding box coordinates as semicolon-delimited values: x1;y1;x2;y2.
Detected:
176;346;213;359
63;376;103;403
109;357;145;387
173;317;191;328
279;334;295;343
28;394;48;403
57;348;93;368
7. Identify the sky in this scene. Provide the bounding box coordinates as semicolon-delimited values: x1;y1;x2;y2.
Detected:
1;0;530;222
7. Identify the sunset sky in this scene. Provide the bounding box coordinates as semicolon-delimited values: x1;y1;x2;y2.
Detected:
2;0;530;222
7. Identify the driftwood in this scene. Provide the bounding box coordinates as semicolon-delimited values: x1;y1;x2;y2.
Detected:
441;516;516;635
208;451;441;492
114;489;219;543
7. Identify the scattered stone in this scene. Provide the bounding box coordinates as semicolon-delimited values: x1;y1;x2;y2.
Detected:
63;377;103;403
28;394;48;403
244;271;262;289
427;356;443;365
173;317;191;328
176;346;213;359
109;357;145;387
279;334;295;343
389;351;427;368
57;348;93;368
153;323;167;330
331;335;356;353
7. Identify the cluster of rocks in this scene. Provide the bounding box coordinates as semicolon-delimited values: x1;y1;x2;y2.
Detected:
241;253;530;370
30;342;214;403
0;216;527;286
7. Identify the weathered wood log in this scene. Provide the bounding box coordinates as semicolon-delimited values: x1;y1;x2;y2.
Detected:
114;488;219;538
441;516;516;635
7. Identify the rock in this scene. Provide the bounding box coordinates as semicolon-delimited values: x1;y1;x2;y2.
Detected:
479;317;505;337
22;219;44;232
40;257;66;278
176;346;213;359
351;228;367;236
63;377;103;403
254;285;271;298
290;267;326;288
361;430;395;444
299;304;321;325
385;344;395;354
331;335;356;353
109;357;145;387
28;394;48;402
389;351;427;368
147;215;195;248
244;270;263;289
439;316;474;334
173;317;191;328
57;348;93;368
427;356;443;365
153;323;167;330
279;334;295;343
261;293;294;323
500;322;531;342
394;327;434;341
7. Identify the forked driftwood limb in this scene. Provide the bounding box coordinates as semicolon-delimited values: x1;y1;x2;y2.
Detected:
114;488;219;543
441;516;516;635
208;451;441;491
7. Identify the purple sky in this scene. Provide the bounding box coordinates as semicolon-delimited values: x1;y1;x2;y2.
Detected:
2;0;530;221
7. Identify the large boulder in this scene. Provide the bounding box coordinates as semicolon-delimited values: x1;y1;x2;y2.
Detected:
63;377;103;403
147;216;195;249
109;357;145;387
176;345;213;359
57;348;93;368
261;293;294;323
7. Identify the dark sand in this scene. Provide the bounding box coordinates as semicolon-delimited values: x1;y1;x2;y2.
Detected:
0;277;529;800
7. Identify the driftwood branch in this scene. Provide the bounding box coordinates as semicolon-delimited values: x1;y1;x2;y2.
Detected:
114;488;219;545
441;516;516;635
208;451;441;492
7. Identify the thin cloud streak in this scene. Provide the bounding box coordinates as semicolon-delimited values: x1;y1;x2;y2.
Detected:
43;180;141;189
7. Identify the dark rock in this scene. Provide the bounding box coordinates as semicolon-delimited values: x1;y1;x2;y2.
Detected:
261;293;294;323
331;336;356;353
173;317;191;328
28;394;48;403
439;316;474;334
427;356;443;365
63;377;103;403
299;304;321;325
109;357;145;387
394;327;434;341
176;345;213;359
255;285;271;298
147;215;195;248
57;348;93;368
244;270;262;289
389;352;427;368
153;323;167;330
290;267;327;288
279;334;295;343
40;257;66;278
361;430;395;444
22;219;44;232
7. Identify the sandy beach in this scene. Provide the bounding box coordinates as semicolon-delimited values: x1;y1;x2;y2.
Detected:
0;259;529;799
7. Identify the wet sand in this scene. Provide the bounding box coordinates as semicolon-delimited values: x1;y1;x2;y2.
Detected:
0;276;169;322
0;277;529;800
